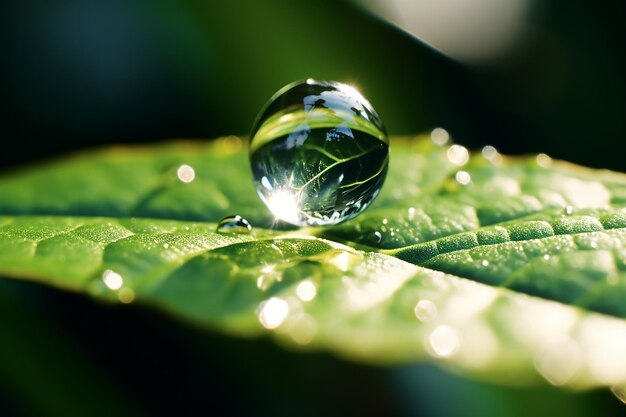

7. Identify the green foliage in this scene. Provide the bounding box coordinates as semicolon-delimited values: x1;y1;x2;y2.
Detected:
1;135;626;393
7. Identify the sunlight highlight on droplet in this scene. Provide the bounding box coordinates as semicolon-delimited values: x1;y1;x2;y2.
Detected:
266;189;300;224
176;164;196;183
296;280;317;302
102;269;123;290
258;297;290;329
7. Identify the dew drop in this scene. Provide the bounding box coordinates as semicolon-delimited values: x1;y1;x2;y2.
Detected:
455;170;471;185
216;215;252;234
258;297;289;329
536;153;552;167
414;299;437;322
430;127;450;146
176;164;196;183
481;260;490;267
249;79;389;226
447;144;469;166
102;269;123;290
373;231;382;243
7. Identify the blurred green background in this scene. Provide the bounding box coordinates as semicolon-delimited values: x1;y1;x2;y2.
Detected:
2;0;626;416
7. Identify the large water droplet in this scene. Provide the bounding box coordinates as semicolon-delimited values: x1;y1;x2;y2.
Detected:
216;215;252;234
249;79;389;226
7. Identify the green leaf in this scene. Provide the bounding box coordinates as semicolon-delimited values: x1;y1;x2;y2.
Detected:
2;135;626;392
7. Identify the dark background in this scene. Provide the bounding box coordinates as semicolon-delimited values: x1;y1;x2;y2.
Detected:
1;0;626;416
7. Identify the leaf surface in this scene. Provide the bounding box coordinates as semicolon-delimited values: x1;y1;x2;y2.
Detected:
2;135;626;391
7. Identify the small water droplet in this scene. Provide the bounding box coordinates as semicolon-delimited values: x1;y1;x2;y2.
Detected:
102;269;123;290
407;207;416;220
430;127;450;146
118;288;135;304
296;279;317;302
163;243;169;249
481;260;490;267
536;153;552;167
564;206;574;215
543;254;551;260
481;145;497;159
373;231;382;243
414;299;437;322
249;79;389;226
382;218;388;225
258;297;289;329
455;170;471;185
176;164;196;183
447;144;469;166
216;215;252;234
429;325;460;357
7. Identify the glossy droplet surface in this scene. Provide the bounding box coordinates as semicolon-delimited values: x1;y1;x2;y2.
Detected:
249;79;389;226
216;215;252;234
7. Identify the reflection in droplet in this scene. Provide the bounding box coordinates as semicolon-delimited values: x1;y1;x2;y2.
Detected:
216;215;253;234
258;297;289;329
429;325;460;357
373;231;382;243
102;269;123;290
296;280;317;302
481;260;490;267
447;144;469;166
176;164;196;183
431;128;450;146
455;170;471;185
414;299;437;322
536;153;552;168
118;288;135;304
163;243;169;249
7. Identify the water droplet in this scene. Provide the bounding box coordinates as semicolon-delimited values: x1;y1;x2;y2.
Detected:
564;206;574;215
430;127;450;146
536;153;552;167
216;215;252;234
429;325;461;357
414;299;437;322
481;260;490;267
102;269;123;290
455;170;471;185
249;79;389;226
296;279;317;302
118;288;135;304
447;144;469;166
258;297;289;329
373;231;382;243
481;145;497;159
407;207;416;220
176;164;196;183
163;243;169;249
